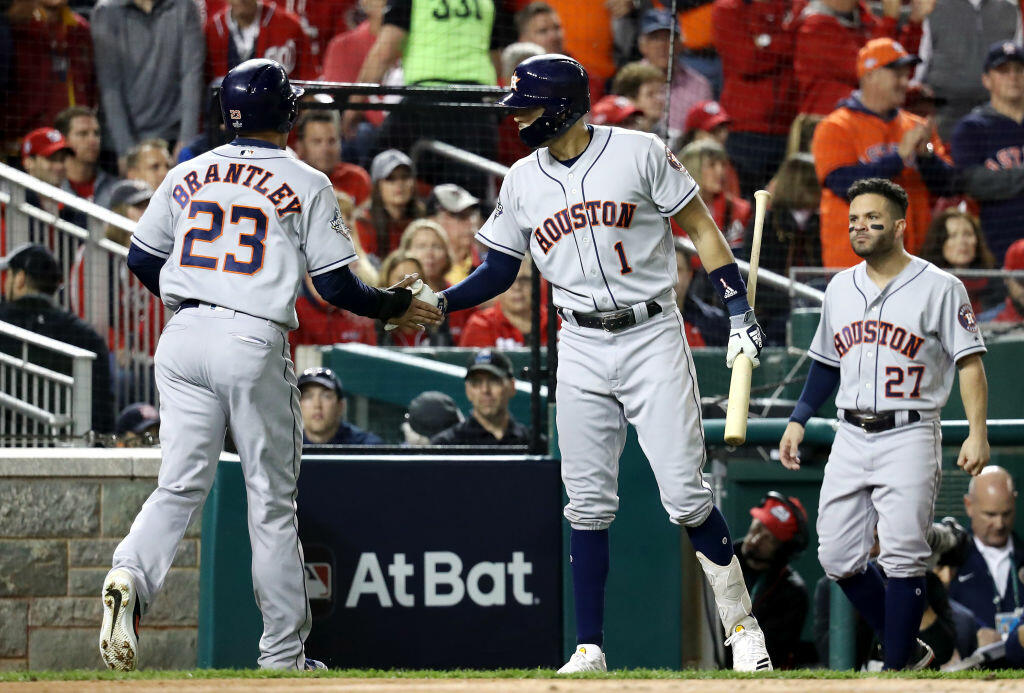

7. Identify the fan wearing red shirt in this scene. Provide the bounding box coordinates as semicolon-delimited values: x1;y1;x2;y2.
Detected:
677;139;751;250
321;0;392;127
460;259;549;348
204;0;354;61
55;106;120;208
291;275;378;352
980;238;1024;324
206;0;314;82
292;111;372;206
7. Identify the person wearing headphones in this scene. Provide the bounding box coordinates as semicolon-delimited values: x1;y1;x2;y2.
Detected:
734;492;811;668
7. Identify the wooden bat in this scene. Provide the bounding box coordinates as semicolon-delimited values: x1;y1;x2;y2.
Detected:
724;189;771;446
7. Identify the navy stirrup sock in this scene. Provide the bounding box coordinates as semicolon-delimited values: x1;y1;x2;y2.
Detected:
569;528;609;647
883;575;927;670
836;563;887;636
686;506;735;566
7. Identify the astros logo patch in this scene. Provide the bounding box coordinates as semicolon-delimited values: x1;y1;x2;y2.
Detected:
957;304;978;332
665;145;684;172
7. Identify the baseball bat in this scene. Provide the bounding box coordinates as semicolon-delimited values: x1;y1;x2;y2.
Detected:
724;189;771;446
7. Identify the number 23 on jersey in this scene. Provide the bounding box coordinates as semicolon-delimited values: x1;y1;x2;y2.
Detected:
181;199;267;275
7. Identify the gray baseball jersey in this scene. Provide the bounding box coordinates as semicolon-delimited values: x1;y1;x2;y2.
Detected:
809;257;986;413
476;125;697;313
131;140;356;328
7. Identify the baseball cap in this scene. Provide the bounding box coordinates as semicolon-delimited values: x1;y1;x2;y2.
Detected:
985;41;1024;72
108;179;154;210
590;95;644;126
857;38;921;79
297;367;343;396
640;8;678;36
21;127;73;159
406;391;464;438
115;402;160;435
370;149;414;183
465;349;514;380
0;243;63;289
750;495;807;543
430;183;480;215
1004;238;1024;271
684;100;732;133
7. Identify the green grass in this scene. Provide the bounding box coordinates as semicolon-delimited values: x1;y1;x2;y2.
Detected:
2;668;1024;682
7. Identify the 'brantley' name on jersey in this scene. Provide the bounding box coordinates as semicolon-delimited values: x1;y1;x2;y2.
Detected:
534;200;638;254
170;163;302;216
833;320;925;359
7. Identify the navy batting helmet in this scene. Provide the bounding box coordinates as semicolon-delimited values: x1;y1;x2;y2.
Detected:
500;54;590;148
220;59;304;135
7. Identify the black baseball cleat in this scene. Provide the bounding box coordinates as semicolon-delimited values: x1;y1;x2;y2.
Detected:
99;568;141;671
907;638;935;670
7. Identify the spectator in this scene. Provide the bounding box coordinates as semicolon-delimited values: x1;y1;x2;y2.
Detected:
460;259;548;348
496;41;545;166
269;0;351;64
298;366;383;445
293;111;373;207
678;139;750;250
540;0;621;100
681;100;741;196
426;183;482;284
114;402;160;447
322;0;387;86
735;493;810;668
431;348;531;446
176;78;233;163
919;209;1000;313
950;41;1024;265
916;2;1021;139
343;0;510;199
55;106;119;208
500;41;545;84
402;390;463;446
398;219;473;343
514;1;563;54
124;138;173;191
748;153;822;344
674;244;729;347
610;61;666;135
90;0;204;161
979;238;1024;324
205;0;313;82
20;127;72;188
637;9;713;146
588;94;647;130
949;466;1024;638
0;244;115;433
291;273;377;351
5;0;94;152
792;0;929;116
376;251;431;347
354;149;424;261
811;38;954;268
712;0;796;196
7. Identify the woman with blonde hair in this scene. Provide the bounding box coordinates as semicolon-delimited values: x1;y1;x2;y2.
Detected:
397;220;475;343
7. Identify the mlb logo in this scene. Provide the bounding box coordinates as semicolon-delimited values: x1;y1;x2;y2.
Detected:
304;562;332;600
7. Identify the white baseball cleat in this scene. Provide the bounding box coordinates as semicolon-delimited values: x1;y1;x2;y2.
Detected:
303;657;328;671
99;568;141;671
557;644;607;673
726;618;773;672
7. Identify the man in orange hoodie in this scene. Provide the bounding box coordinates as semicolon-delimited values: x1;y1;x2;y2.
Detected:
812;38;955;268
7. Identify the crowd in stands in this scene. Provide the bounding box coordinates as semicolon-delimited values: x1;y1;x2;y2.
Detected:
2;0;1024;442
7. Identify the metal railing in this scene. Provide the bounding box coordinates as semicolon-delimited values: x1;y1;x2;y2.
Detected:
1;163;167;431
0;319;95;445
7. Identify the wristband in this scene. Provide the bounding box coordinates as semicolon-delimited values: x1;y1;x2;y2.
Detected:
708;262;751;316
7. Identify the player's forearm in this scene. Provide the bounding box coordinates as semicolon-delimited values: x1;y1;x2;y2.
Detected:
673;197;735;273
311;265;411;320
789;360;841;425
439;249;520;313
126;244;165;298
957;354;989;436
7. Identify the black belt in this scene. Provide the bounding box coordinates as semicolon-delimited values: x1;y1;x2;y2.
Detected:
842;410;921;433
570;301;662;333
179;299;205;310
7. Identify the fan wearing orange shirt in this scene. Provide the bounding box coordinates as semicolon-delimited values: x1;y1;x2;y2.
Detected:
812;38;955;268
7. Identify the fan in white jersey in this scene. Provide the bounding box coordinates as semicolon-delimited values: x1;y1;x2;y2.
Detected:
98;59;440;672
779;177;990;670
435;54;772;672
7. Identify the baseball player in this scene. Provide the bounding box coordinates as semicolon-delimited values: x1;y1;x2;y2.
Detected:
779;177;990;669
435;54;772;672
98;58;441;671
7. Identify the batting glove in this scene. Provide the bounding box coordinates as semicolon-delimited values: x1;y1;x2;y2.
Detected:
385;279;439;332
726;309;766;368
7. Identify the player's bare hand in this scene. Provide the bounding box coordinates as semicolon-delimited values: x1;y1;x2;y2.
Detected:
977;627;1002;647
779;421;805;470
956;432;990;476
605;0;633;19
909;0;937;22
726;310;765;368
881;0;901;19
898;125;929;162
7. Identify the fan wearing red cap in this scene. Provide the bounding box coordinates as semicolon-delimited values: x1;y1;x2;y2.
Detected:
979;238;1024;324
683;100;732;147
734;493;810;667
20;127;73;187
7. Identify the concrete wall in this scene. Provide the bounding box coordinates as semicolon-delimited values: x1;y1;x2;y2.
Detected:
0;450;200;671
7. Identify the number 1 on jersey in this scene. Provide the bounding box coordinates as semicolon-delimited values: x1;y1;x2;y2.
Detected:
613;241;633;275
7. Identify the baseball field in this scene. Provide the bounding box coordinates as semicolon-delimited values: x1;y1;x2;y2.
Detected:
2;670;1024;692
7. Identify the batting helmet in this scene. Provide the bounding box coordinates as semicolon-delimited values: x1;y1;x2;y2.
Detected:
220;59;304;135
500;54;590;148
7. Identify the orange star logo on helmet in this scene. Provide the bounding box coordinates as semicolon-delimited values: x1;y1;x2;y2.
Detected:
510;74;519;91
